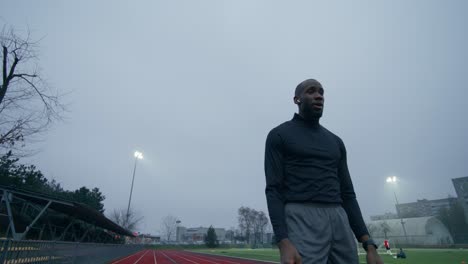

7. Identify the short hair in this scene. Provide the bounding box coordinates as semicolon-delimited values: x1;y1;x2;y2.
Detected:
295;79;322;97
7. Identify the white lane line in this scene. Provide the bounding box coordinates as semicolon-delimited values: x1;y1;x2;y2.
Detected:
186;251;279;264
178;252;230;264
161;251;179;264
112;250;146;264
153;250;157;264
134;250;150;264
170;253;200;264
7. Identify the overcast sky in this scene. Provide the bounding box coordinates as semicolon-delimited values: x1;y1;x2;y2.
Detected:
2;1;467;235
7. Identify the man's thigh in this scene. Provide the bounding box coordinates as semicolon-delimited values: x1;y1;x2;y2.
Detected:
328;207;358;264
285;203;332;264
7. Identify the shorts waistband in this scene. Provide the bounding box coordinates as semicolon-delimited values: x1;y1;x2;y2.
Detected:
285;202;341;208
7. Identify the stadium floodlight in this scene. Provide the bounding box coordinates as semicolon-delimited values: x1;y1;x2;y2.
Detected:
386;176;397;183
134;151;143;160
127;151;144;222
176;220;182;243
385;175;408;243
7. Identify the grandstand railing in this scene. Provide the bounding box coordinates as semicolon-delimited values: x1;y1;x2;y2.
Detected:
0;239;145;263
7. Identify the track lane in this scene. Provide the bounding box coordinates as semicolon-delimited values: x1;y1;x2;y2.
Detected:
133;250;151;264
182;251;276;264
155;250;174;264
176;251;240;264
159;250;180;264
114;249;276;264
162;250;276;264
111;250;148;264
165;250;203;264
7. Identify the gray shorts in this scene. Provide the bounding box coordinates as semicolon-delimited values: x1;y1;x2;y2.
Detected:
285;203;358;264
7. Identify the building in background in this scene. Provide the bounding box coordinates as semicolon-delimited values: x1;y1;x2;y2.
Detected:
126;233;160;244
366;176;468;245
366;216;453;246
176;226;226;244
452;176;468;224
396;197;458;218
370;212;399;221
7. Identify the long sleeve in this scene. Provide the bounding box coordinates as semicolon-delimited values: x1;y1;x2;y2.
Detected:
264;130;288;243
337;138;369;240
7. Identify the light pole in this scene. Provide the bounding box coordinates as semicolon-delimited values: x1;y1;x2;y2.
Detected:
126;151;143;222
386;176;409;244
176;220;181;243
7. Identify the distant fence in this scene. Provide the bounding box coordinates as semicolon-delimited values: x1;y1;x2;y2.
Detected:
0;239;145;263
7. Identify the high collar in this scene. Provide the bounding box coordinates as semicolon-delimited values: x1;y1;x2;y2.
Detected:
292;113;321;128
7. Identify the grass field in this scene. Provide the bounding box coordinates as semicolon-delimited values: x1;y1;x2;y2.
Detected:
193;248;468;264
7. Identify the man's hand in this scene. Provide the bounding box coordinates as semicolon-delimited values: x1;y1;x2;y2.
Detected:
360;235;384;264
366;247;384;264
278;238;302;264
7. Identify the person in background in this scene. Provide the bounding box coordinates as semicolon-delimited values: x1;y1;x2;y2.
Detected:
397;248;406;259
384;239;392;255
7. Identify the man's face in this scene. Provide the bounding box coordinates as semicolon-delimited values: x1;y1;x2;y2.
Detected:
294;81;325;118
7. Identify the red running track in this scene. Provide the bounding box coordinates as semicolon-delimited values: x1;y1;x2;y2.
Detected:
110;249;275;264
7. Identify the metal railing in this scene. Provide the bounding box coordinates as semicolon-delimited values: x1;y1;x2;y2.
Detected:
0;239;145;264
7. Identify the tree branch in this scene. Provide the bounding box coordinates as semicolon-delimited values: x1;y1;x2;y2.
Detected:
2;46;7;85
12;73;37;78
7;52;20;83
0;47;21;105
17;75;49;109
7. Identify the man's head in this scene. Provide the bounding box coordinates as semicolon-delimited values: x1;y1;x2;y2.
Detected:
294;79;324;119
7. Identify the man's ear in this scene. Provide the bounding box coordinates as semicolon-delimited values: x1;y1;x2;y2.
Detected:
293;96;301;104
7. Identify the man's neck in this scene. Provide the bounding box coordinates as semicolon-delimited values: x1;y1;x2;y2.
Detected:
298;112;320;122
294;112;321;127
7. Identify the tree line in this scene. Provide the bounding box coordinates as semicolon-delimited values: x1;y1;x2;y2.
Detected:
0;150;106;213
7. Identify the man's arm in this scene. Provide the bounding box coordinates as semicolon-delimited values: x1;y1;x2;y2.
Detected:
264;130;288;242
265;130;301;264
337;138;383;264
337;138;369;240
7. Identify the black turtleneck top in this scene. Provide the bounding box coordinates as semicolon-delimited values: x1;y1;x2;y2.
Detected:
264;113;368;243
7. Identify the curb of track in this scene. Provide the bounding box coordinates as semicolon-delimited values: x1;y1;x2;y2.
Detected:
184;250;280;264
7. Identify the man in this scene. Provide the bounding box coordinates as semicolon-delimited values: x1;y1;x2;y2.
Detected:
384;239;391;255
264;79;383;264
396;248;406;259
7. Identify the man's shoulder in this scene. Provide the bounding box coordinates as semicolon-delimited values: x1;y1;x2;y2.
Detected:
320;126;344;145
268;120;295;135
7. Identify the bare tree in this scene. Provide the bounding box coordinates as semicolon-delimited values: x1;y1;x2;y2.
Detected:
253;210;269;244
238;206;269;245
238;206;253;243
380;221;391;239
109;208;143;232
160;215;178;242
225;227;235;243
366;223;377;237
0;26;64;154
